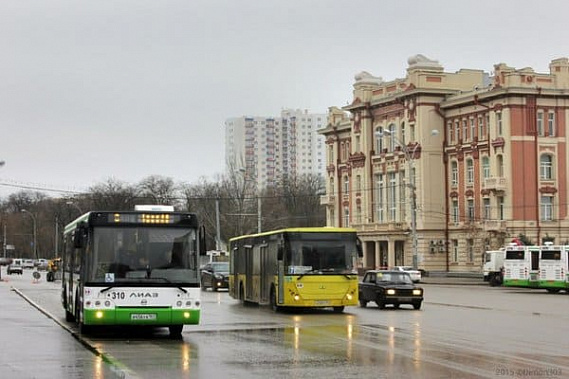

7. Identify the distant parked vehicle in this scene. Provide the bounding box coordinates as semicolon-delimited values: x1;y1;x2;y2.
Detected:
392;266;422;283
37;259;49;271
7;258;24;275
23;259;35;269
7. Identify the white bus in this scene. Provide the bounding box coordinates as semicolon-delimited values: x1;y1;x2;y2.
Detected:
503;244;540;288
538;243;567;293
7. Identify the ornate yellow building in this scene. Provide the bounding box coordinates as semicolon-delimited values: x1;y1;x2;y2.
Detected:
319;55;569;273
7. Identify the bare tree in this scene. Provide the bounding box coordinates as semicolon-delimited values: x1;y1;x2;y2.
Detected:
273;173;326;227
137;175;180;207
88;178;140;211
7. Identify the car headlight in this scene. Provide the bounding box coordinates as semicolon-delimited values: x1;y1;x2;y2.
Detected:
413;289;422;296
386;289;396;295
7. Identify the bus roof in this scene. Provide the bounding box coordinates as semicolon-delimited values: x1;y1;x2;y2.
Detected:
229;227;358;242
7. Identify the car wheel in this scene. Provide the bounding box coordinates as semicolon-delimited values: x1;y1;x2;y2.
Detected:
413;301;422;310
393;303;400;309
359;299;367;308
376;300;385;310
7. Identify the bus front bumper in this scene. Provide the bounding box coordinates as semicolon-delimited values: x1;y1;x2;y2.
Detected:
83;307;200;325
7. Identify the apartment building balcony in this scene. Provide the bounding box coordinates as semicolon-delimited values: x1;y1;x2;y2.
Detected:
320;195;335;205
483;220;507;232
483;177;507;192
356;222;408;233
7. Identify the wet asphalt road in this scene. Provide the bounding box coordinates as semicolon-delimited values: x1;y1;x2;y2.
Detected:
1;268;568;379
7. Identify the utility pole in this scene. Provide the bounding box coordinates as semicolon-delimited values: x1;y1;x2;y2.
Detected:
215;198;221;250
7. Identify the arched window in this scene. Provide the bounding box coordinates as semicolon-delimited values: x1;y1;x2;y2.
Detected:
375;127;384;153
481;156;490;179
451;161;458;187
540;154;553;179
388;124;396;151
466;159;474;184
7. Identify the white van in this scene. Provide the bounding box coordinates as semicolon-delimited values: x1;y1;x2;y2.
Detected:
7;258;23;275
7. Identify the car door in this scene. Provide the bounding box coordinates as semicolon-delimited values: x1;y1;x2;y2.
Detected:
202;264;213;287
361;272;376;301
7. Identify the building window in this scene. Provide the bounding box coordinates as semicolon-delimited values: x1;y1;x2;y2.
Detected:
462;119;468;142
452;240;459;262
466;159;474;185
388;173;397;221
497;155;504;177
375;127;384;153
540;154;553;180
541;196;553;221
497;196;504;220
343;176;349;194
548;111;556;137
467;239;474;262
343;207;350;227
354;135;361;153
376;174;384;223
478;115;485;140
482;156;490;179
388;123;396;151
452;200;459;224
448;121;454;143
455;121;460;141
451;161;458;187
537;112;544;136
467;199;475;221
401;122;406;145
356;205;362;224
483;198;491;220
470;118;476;140
496;112;503;136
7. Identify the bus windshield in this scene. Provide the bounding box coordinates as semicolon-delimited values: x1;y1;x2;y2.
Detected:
88;226;199;284
286;233;357;275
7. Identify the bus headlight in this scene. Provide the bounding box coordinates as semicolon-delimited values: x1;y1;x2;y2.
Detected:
346;293;353;300
95;311;104;319
183;312;190;319
293;294;300;301
386;289;396;295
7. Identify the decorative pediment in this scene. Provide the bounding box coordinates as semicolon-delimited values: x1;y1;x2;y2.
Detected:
492;137;505;150
449;191;459;198
349;152;366;168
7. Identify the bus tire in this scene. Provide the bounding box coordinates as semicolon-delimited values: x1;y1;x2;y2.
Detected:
270;286;281;312
546;289;560;294
239;283;245;303
65;308;75;322
169;325;183;338
333;306;344;313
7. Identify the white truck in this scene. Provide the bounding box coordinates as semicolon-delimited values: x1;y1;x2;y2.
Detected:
483;249;505;286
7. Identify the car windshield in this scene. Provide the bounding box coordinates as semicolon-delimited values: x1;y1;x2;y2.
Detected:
211;262;229;272
377;272;413;284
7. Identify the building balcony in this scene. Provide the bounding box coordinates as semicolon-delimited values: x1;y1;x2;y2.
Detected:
320;195;335;205
483;220;507;232
483;177;507;192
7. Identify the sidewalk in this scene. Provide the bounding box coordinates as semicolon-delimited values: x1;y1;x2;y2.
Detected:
0;270;124;378
420;276;487;286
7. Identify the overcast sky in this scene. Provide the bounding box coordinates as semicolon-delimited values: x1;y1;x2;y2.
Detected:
1;0;567;198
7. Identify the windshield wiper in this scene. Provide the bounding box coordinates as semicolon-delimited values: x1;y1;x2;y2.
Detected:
149;276;188;293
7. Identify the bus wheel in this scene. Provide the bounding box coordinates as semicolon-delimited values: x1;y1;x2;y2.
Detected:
65;308;75;322
270;287;281;312
169;325;183;338
333;306;344;313
546;289;560;294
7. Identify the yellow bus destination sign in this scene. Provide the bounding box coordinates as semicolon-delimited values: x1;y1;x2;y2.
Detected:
109;213;180;224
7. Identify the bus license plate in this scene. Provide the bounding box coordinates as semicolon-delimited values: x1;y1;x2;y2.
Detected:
315;300;330;306
131;313;157;320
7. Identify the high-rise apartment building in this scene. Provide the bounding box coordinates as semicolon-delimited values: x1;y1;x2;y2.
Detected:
225;109;327;188
319;55;569;273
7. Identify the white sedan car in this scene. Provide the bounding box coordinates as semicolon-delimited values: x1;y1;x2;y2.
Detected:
392;266;421;283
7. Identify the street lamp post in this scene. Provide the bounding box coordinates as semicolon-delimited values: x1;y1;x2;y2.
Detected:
377;130;420;269
66;201;83;214
21;209;38;260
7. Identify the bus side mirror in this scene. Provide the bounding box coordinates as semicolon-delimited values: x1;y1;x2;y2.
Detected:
199;225;207;255
73;223;87;248
356;238;363;258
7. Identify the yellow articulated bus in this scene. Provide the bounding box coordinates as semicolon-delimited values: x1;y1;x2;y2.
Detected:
229;227;362;313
